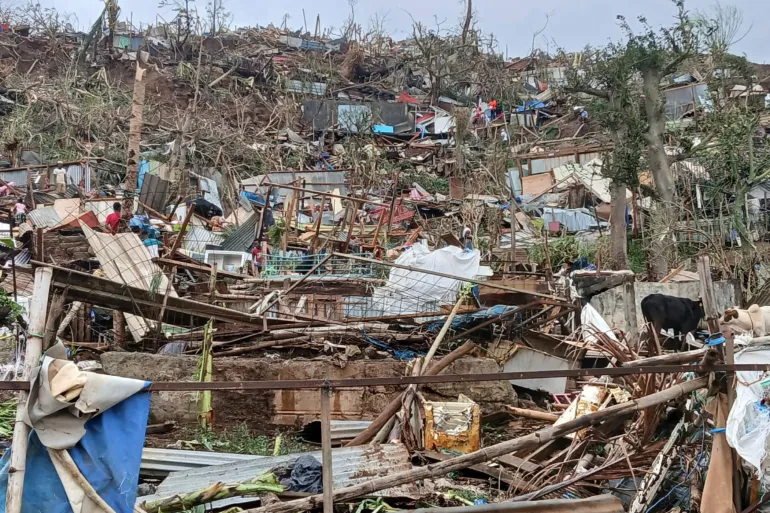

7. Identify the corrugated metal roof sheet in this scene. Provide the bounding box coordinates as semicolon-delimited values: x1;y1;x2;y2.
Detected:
286;79;327;96
141;443;417;503
182;226;225;253
141;447;263;477
242;170;347;196
28;206;62;228
221;214;258;252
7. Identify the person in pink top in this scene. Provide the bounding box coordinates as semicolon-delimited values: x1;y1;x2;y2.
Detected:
14;198;26;225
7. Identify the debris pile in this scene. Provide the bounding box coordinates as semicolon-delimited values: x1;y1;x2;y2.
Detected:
0;2;767;513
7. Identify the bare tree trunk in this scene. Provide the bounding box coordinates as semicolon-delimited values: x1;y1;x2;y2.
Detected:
461;0;472;44
642;68;676;279
609;182;628;270
123;62;147;220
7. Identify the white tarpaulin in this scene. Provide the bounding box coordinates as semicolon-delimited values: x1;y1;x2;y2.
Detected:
370;243;480;316
726;347;770;477
580;303;619;344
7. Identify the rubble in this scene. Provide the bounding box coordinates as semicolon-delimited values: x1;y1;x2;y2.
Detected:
0;2;766;513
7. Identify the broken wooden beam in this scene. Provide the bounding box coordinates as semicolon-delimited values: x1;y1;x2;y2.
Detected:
246;377;708;513
420;450;534;491
346;341;477;447
505;406;560;422
620;347;712;367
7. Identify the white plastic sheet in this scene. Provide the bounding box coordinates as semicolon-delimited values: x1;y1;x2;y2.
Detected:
580;303;619;344
370;242;480;316
726;347;770;476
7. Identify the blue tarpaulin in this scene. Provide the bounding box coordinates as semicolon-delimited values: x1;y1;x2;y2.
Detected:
241;190;266;206
137;159;150;190
516;100;546;112
427;305;518;333
0;389;151;513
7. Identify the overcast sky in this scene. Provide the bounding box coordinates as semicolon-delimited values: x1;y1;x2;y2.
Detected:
46;0;768;63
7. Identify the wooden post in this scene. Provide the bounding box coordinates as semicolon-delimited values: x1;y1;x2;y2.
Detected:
342;201;359;253
386;172;400;241
320;386;333;513
123;61;147;219
209;263;218;304
697;255;720;334
168;205;195;256
6;267;53;513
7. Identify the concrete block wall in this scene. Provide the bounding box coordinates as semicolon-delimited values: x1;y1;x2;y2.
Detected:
43;232;95;262
589;276;741;333
634;280;740;330
100;353;517;427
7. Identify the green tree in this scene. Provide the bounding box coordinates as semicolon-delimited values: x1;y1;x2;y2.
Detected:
567;43;645;270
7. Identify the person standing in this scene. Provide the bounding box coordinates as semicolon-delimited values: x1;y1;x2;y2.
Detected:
14;198;26;225
53;161;67;194
105;202;121;234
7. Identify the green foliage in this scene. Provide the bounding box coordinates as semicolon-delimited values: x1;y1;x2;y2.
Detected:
445;489;487;504
267;219;287;247
0;399;16;439
627;238;647;275
187;423;311;456
0;291;23;323
353;498;393;513
399;171;449;195
527;235;598;267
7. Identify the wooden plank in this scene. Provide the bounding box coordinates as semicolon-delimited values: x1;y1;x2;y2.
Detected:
495;454;541;474
420;451;534;491
521;172;555;195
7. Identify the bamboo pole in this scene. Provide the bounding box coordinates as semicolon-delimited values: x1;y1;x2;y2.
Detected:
346;341;476;447
48;449;118;513
505;406;560;422
247;377;708;513
620;347;711;367
6;267;53;513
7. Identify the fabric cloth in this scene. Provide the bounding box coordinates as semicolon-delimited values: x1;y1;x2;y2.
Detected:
22;343;147;449
726;347;770;477
0;391;150;513
15;213;26;225
105;212;120;234
56;183;66;194
280;455;323;493
0;342;150;513
15;203;26;214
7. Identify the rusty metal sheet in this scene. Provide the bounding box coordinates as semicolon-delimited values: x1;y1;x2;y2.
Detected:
141;443;419;504
424;401;480;454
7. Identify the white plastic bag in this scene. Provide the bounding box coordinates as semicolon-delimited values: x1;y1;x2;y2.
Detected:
726;347;770;476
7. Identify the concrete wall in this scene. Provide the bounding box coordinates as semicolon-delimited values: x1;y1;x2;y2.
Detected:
590;281;638;339
588;278;740;334
635;280;740;330
100;353;516;427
